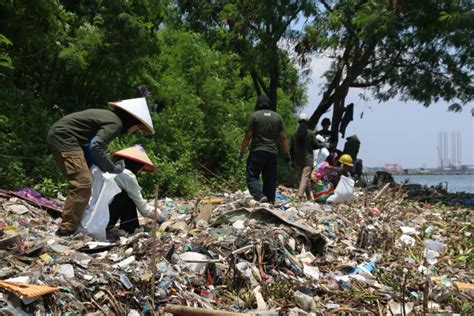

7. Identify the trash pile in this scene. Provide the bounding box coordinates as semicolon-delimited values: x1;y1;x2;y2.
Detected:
0;185;472;315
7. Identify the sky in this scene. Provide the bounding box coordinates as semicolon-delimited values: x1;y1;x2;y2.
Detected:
302;58;474;169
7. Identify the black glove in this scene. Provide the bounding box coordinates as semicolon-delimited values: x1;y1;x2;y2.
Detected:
283;153;292;165
90;135;116;173
112;163;124;174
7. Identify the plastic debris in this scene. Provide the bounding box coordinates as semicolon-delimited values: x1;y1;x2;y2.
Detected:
387;300;414;315
0;281;59;298
58;264;75;279
294;291;317;312
119;274;133;290
0;183;471;314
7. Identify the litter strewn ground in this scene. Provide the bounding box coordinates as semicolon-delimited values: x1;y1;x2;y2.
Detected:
0;182;472;315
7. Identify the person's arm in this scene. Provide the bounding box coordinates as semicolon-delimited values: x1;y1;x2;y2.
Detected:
114;170;153;218
239;114;255;159
90;121;123;173
89;136;122;173
239;130;253;159
279;131;290;158
289;134;295;158
277;116;290;158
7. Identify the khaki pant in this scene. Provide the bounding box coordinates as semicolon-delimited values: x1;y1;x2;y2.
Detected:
298;166;312;200
52;151;92;231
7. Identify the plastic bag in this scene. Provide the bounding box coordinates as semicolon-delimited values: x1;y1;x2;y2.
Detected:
312;180;334;202
77;166;121;241
327;175;354;204
311;162;337;183
313;147;329;168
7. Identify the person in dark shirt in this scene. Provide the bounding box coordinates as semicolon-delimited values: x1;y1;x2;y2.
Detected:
315;118;332;144
289;113;320;200
342;134;363;179
239;96;290;203
47;98;154;236
342;135;360;161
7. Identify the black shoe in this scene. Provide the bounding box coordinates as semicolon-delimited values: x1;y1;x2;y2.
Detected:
55;228;75;237
259;196;268;203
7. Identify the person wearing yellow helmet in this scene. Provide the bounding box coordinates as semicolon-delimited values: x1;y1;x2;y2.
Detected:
331;154;353;187
339;154;353;167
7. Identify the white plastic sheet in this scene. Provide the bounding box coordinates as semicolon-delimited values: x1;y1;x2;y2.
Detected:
327;175;355;204
77;166;121;241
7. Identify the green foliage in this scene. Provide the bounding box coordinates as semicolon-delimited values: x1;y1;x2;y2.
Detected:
176;0;312;110
1;0;164;110
298;0;473;133
0;0;303;196
2;0;470;198
34;178;68;198
0;85;60;190
110;28;301;197
0;34;13;75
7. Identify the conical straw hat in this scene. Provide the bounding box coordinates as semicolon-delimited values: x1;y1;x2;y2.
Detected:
108;97;155;134
112;145;155;172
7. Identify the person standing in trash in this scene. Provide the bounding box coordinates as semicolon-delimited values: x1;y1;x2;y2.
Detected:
315;118;332;142
289;113;320;201
316;117;337;156
239;95;290;203
342;135;360;161
47;98;154;236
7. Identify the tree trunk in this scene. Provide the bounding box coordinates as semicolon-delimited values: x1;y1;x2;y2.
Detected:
308;94;334;130
309;39;376;133
268;55;279;112
331;96;345;147
251;71;262;96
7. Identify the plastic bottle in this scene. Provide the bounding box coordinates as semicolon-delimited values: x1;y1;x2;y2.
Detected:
156;277;173;299
294;291;317;312
424;226;434;235
316;181;323;193
358;254;381;274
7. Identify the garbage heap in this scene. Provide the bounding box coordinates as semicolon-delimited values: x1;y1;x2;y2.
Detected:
403;183;474;207
0;186;472;315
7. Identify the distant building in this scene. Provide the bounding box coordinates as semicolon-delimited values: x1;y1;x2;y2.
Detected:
438;131;462;170
384;163;402;174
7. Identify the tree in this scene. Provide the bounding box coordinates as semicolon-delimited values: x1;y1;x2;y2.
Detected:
0;1;302;195
0;0;167;190
0;0;164;110
176;0;312;111
297;0;473;145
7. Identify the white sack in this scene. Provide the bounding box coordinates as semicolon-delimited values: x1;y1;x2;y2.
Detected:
327;175;355;204
77;166;121;241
